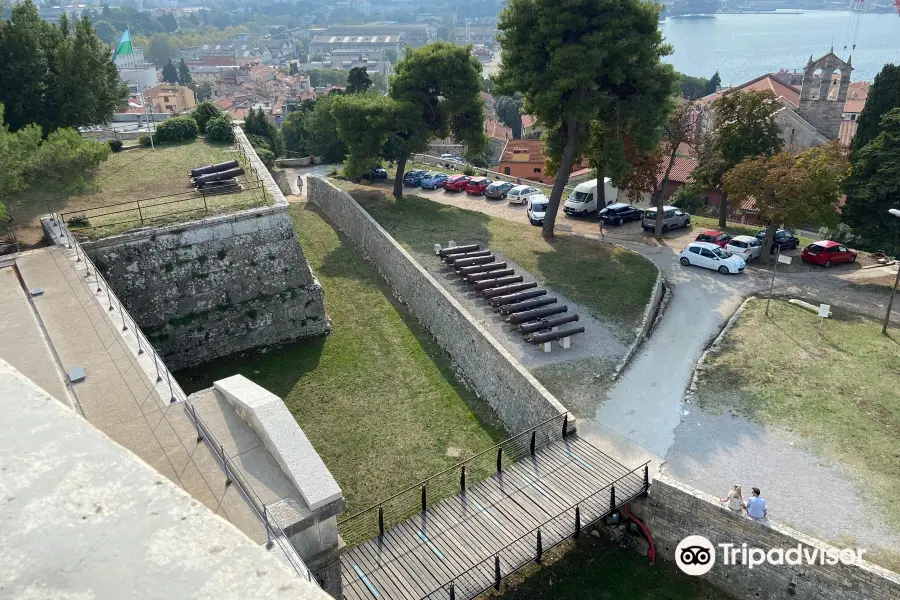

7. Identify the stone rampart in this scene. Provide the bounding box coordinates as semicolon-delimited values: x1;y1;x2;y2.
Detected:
308;176;568;435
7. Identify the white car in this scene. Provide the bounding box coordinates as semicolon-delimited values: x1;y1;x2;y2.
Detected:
725;235;762;262
527;195;549;226
507;184;544;205
680;242;746;275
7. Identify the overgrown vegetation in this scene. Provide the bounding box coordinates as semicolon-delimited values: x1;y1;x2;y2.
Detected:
151;116;198;144
176;204;505;517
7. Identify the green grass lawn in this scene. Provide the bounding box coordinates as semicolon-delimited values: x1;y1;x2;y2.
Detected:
6;138;264;244
177;203;505;531
696;298;900;557
488;534;731;600
348;187;658;335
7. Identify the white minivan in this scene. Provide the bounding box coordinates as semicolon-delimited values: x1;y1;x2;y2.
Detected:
563;178;619;217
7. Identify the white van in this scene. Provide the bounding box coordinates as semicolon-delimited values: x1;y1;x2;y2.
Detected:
563;178;619;217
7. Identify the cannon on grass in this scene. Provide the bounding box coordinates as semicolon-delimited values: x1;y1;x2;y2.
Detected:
438;243;479;258
467;269;515;283
483;282;536;299
518;314;580;334
474;275;523;291
507;305;567;325
528;327;585;346
490;289;547;308
444;250;491;264
453;255;496;269
499;297;557;315
190;160;239;178
194;167;245;187
458;262;507;276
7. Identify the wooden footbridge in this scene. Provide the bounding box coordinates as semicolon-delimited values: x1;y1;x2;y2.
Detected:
331;414;649;600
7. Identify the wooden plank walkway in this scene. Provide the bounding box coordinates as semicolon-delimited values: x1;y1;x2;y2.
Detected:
340;435;648;600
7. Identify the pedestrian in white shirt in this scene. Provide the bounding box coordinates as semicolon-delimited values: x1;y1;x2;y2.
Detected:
721;484;743;513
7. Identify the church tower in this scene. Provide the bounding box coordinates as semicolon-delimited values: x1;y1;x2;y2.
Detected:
797;50;853;140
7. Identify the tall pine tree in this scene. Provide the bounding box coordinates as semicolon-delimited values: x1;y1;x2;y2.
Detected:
850;63;900;155
177;58;192;86
162;59;178;84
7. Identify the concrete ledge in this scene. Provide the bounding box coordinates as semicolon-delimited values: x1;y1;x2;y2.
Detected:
214;374;343;511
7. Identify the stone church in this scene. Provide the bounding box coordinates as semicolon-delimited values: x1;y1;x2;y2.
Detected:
698;50;854;152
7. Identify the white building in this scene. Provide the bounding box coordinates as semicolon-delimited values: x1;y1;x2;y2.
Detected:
114;47;158;96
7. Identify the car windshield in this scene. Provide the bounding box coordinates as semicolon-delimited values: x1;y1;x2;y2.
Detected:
712;248;733;259
644;210;656;218
570;191;591;203
533;203;548;212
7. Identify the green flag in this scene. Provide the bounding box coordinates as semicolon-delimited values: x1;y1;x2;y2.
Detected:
112;29;133;62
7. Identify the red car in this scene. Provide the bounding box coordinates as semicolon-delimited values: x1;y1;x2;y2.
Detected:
443;174;471;192
465;176;492;195
801;240;857;268
695;230;732;248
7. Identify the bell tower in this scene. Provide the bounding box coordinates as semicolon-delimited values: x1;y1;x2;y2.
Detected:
797;50;853;140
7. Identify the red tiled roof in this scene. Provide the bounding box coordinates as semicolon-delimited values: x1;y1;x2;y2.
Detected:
844;81;869;113
839;119;858;147
500;139;545;163
699;74;801;108
661;155;698;184
740;197;757;212
521;114;537;129
843;99;865;114
484;118;512;141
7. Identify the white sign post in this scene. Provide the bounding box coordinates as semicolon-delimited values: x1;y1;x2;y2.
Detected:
818;303;831;328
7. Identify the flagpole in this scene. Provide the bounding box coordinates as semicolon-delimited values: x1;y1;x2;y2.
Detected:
120;28;154;149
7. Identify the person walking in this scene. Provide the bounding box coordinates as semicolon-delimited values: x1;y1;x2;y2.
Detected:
296;175;304;197
720;484;743;513
743;487;768;520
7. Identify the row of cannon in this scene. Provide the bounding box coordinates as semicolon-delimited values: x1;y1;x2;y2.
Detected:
436;243;585;348
189;159;244;191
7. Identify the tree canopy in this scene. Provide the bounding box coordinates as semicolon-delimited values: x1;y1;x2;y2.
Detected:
675;72;709;100
191;101;221;133
843;108;900;254
850;63;900;155
331;93;400;180
497;0;674;237
303;95;348;163
0;2;128;135
146;32;179;68
346;67;372;94
704;71;721;96
724;141;847;260
178;58;192;86
692;90;782;227
162;59;178;83
495;95;523;139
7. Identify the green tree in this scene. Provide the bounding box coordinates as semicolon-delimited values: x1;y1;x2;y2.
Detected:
497;0;674;237
243;107;283;157
308;68;350;88
177;58;192;86
157;12;178;34
385;48;398;64
195;80;214;102
387;42;486;197
0;3;127;134
844;108;900;255
0;104;41;219
346;67;372;94
191;100;221;133
304;95;347;163
674;71;709;100
25;127;111;194
495;95;523;139
162;59;178;83
281;100;316;156
330;93;399;180
94;20;117;44
850;63;900;155
147;32;178;68
692;90;782;227
204;114;234;143
724;142;847;261
703;71;721;96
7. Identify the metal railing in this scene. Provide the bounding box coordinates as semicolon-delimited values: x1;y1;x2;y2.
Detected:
419;461;650;600
337;412;572;548
49;216;321;588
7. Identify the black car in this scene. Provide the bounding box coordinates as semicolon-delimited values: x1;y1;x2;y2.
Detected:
369;167;388;180
599;203;643;226
756;228;800;252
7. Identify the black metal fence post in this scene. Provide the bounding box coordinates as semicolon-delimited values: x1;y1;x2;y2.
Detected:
378;505;384;537
264;505;274;549
494;555;501;590
562;413;569;438
165;368;176;404
460;465;466;493
536;529;542;564
191;403;203;443
610;485;616;511
644;464;650;490
137;199;144;225
530;431;536;456
221;444;232;486
449;582;455;600
496;447;503;473
574;505;581;539
201;189;208;213
421;485;427;513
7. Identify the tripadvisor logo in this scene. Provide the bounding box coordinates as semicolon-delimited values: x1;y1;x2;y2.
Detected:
675;535;865;576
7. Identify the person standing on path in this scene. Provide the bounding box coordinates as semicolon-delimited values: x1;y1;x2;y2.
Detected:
296;175;304;197
721;484;743;513
743;487;768;520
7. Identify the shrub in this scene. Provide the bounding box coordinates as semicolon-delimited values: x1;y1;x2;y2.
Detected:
463;165;475;176
138;134;152;147
205;115;235;143
191;101;221;134
108;139;123;152
247;133;272;152
67;214;91;228
670;184;705;215
818;222;862;247
152;116;199;144
255;147;275;169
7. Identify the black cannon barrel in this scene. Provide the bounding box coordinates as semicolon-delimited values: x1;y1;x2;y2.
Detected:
439;243;479;258
199;179;238;190
190;160;239;178
458;262;507;276
490;289;547;308
483;282;537;299
499;297;557;315
528;326;586;345
444;249;491;264
474;275;523;291
194;167;245;185
519;314;580;334
453;255;495;269
467;269;514;283
508;305;568;325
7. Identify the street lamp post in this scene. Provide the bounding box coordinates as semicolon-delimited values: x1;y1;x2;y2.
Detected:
882;208;900;334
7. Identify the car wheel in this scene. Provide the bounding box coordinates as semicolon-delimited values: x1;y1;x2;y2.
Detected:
661;225;669;233
850;254;857;263
824;260;832;268
680;257;690;266
718;265;729;275
616;217;623;226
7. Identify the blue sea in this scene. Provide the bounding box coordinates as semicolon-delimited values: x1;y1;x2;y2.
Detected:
661;10;900;83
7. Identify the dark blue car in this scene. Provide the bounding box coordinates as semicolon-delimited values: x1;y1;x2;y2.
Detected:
403;170;427;186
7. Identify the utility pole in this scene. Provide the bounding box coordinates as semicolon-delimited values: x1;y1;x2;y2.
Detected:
765;244;781;317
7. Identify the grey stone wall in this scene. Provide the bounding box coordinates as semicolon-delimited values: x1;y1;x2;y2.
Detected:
643;476;900;600
308;176;568;435
85;204;328;370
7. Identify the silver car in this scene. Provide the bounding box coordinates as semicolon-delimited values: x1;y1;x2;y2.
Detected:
641;205;691;232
